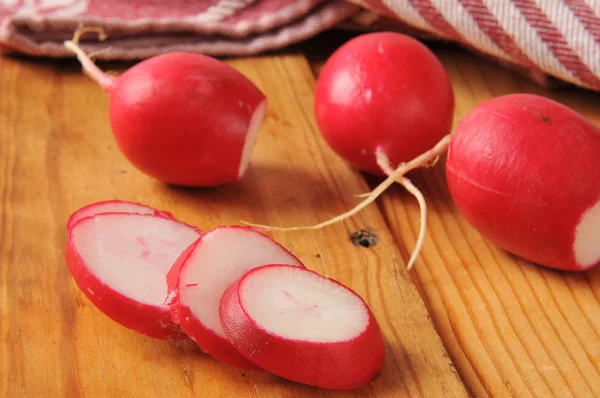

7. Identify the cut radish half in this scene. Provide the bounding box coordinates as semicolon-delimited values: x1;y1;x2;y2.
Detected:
102;51;268;187
166;226;304;370
66;213;202;339
446;94;600;272
67;200;175;230
219;264;385;390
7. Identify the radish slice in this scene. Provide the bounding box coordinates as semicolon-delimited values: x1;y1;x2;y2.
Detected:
166;226;304;370
219;264;385;390
67;200;174;230
66;213;202;339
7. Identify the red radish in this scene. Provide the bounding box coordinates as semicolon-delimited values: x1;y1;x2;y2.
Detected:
245;32;454;271
64;27;267;187
67;200;174;230
314;31;454;176
166;226;304;370
66;213;202;339
446;93;600;271
219;264;385;390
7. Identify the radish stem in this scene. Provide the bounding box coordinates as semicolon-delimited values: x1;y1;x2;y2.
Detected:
64;26;115;90
241;134;452;241
375;149;426;271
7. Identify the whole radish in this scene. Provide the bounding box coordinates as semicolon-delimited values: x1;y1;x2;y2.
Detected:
446;93;600;271
245;32;454;271
64;28;266;187
314;31;454;176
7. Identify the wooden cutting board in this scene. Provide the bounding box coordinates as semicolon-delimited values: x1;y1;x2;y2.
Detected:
1;32;600;397
0;51;466;397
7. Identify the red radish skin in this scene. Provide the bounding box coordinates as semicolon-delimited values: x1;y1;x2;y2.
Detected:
446;93;600;271
219;264;385;390
314;32;454;176
64;29;267;187
67;200;174;230
166;226;304;370
66;213;202;339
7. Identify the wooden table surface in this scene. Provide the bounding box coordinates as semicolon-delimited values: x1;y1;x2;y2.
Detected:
1;31;599;397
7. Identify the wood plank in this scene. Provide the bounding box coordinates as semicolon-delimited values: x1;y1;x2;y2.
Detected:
0;52;468;397
305;37;600;397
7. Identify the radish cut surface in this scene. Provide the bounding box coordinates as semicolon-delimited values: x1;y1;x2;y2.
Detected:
166;226;303;370
67;213;201;339
67;200;174;230
220;265;385;390
238;100;267;178
574;199;600;269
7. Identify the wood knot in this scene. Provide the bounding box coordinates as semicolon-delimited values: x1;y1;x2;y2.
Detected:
350;230;379;248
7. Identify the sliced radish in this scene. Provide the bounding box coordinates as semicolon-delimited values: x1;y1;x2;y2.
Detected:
166;226;304;370
219;264;385;390
66;213;202;339
67;200;174;230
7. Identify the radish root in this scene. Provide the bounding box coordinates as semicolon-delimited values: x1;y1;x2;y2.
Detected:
64;25;114;90
375;149;426;271
242;134;452;270
353;155;439;200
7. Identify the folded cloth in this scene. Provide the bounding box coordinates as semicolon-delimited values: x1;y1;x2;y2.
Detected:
350;0;600;92
0;0;359;58
1;0;599;92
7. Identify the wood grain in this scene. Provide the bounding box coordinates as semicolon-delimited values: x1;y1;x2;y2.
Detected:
318;47;600;397
0;52;467;397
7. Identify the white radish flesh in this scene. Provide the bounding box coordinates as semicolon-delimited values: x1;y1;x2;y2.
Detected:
575;201;600;268
238;101;267;178
219;264;385;390
166;226;304;370
66;213;202;339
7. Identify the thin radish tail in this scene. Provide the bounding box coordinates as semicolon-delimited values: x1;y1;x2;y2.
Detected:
63;26;115;91
375;150;426;272
241;133;453;270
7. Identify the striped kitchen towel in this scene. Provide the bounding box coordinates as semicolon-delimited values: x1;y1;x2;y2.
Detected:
349;0;600;91
0;0;359;58
1;0;599;91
